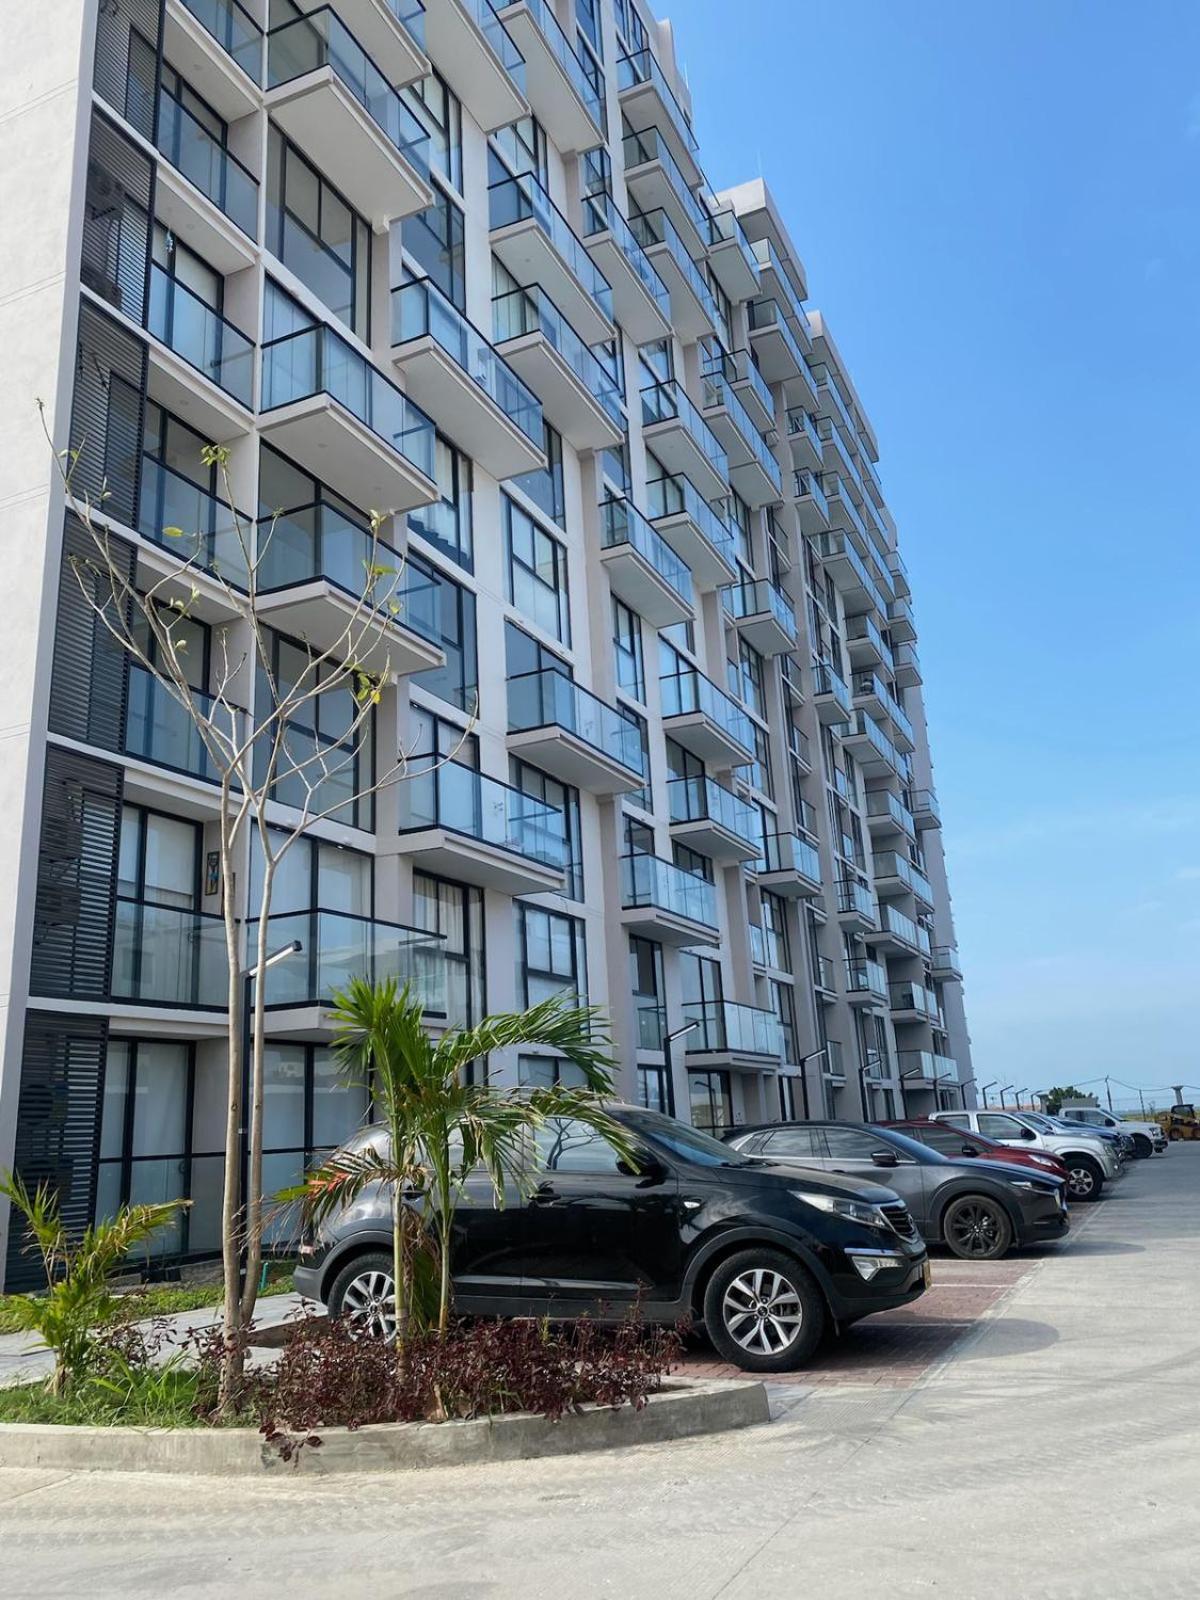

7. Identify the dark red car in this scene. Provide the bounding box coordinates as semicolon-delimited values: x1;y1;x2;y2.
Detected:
884;1120;1070;1182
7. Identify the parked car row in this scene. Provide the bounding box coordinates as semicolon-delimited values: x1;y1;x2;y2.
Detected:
297;1100;1148;1377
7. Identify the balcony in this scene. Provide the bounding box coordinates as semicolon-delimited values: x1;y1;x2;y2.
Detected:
812;530;888;618
868;904;928;958
391;278;544;478
853;672;914;753
422;0;526;130
144;265;254;435
747;299;811;393
844;956;888;1005
660;666;755;768
786;407;822;473
641;379;728;502
749;238;812;353
629;209;718;340
493;284;623;451
722;577;796;656
873;851;934;907
620;854;719;948
893;642;922;688
667;776;760;862
719;347;774;435
864;787;915;840
317;0;428;86
841;711;907;781
682;1002;784;1069
265;9;434;229
837;877;878;931
636;1003;665;1052
252;910;447;1031
164;0;263;122
507;669;646;794
645;474;737;590
137;456;252;595
122;664;239;795
111;900;227;1010
580;192;671;343
888;548;911;599
812;660;854;724
846;613;893;671
888;596;917;643
260;322;438;511
898;1051;958;1089
890;982;943;1026
616;48;701;186
254;503;445;675
155;85;259;260
622;126;710;257
823;472;870;550
757;832;821;898
792;470;829;534
700;374;781;507
706;207;760;301
488;172;613;342
931;945;963;981
398;760;566;895
599;496;693;627
497;0;602;151
912;788;942;829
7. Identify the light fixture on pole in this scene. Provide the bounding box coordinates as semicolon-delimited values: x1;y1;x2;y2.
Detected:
240;939;303;979
958;1076;977;1107
663;1020;700;1120
1000;1084;1015;1109
795;1047;827;1120
981;1081;997;1108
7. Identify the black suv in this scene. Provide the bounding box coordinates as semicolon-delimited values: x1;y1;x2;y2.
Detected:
723;1121;1069;1261
294;1106;929;1373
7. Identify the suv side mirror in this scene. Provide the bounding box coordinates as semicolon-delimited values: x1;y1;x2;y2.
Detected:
618;1155;667;1183
870;1149;898;1168
962;1143;980;1157
1020;1127;1037;1141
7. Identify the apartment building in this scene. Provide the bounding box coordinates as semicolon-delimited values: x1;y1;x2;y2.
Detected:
0;0;972;1285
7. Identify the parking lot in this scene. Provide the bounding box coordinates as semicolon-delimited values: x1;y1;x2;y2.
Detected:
0;1147;1196;1600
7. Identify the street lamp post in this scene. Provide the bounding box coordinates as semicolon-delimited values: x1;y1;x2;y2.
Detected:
981;1081;997;1108
795;1047;827;1120
958;1076;977;1107
1000;1084;1015;1109
238;940;303;1296
663;1020;700;1120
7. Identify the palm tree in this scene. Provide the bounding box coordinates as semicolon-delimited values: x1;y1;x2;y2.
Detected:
290;980;637;1353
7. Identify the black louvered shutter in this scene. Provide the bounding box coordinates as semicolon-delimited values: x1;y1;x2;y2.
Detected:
93;1;163;144
29;749;124;1003
3;1014;109;1291
49;514;134;753
81;109;153;322
70;302;147;532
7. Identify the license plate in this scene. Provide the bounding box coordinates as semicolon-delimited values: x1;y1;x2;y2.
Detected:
921;1258;932;1287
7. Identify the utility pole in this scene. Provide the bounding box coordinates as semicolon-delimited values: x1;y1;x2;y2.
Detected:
1105;1077;1113;1112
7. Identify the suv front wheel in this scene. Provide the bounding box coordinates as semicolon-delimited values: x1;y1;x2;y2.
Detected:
1064;1156;1104;1201
328;1251;397;1340
942;1194;1013;1260
703;1249;826;1372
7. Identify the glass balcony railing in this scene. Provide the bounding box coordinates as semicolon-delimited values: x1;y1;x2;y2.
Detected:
645;474;737;570
111;900;227;1007
749;238;811;338
748;298;809;374
845;957;887;999
837;877;877;921
700;374;782;490
682;1001;783;1058
178;0;264;82
156;89;259;239
400;760;566;868
881;905;923;952
616;48;699;158
629;209;721;329
507;669;646;778
146;265;254;405
492;284;622;426
891;982;941;1022
637;1002;665;1050
138;457;251;588
256;501;441;641
462;0;526;89
250;910;447;1015
621;125;711;245
723;348;774;424
621;854;716;927
580;192;670;320
124;664;240;785
391;277;543;445
812;530;889;616
898;1051;958;1084
722;578;797;642
813;953;836;992
515;0;603;128
812;362;859;441
793;469;828;515
812;660;853;715
708;208;760;281
911;788;942;825
488;172;613;324
660;666;754;753
601;496;693;605
932;945;962;974
266;9;431;182
865;788;915;834
786;407;822;455
874;852;934;904
847;613;894;670
640;379;729;481
667;775;759;845
758;831;820;884
895;642;922;679
261;322;437;483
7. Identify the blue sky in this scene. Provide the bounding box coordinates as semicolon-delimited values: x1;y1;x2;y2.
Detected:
664;0;1200;1106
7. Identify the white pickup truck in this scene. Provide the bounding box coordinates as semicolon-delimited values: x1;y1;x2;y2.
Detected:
1058;1105;1166;1158
931;1109;1122;1201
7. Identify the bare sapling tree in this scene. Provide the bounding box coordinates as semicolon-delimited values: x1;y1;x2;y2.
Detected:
44;408;472;1411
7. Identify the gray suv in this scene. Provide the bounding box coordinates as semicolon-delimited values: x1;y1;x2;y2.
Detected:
723;1121;1069;1260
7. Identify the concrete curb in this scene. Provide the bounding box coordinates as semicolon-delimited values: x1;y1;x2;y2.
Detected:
0;1377;769;1476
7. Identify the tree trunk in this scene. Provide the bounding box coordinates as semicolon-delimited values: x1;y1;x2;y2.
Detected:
238;856;274;1335
393;1185;408;1381
216;795;246;1415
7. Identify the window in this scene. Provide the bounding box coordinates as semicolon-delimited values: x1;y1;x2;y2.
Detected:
531;1118;622;1173
778;1077;799;1121
518;905;587;1006
727;492;752;566
612;596;645;702
688;1070;731;1134
672;841;711;883
506;496;570;644
760;891;790;970
769;980;799;1065
406;434;473;571
96;1039;191;1256
614;0;648;54
822;1127;883;1159
519;1057;588;1090
620;706;652;812
761;1126;827;1158
250;828;373;918
258;631;376;830
412;556;477;713
152;224;221;313
260;1042;371;1242
118;806;199;908
939;1114;971;1129
404;72;462;192
413;871;484;1032
267;129;370;338
508;421;565;527
979;1114;1027;1140
599;436;631;498
629;936;664;1050
401;187;465;310
680;952;723;1009
737;639;764;717
637;1066;669;1113
490;117;548;186
510;757;583;900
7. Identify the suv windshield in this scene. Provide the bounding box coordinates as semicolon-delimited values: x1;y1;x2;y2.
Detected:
615;1108;752;1167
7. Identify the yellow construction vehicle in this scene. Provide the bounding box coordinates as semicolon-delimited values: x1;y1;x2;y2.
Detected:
1157;1103;1200;1141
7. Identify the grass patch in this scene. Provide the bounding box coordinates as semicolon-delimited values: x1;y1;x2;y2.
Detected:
0;1265;295;1337
0;1371;210;1428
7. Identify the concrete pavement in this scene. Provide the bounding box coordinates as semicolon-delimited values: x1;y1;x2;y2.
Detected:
1;1148;1197;1600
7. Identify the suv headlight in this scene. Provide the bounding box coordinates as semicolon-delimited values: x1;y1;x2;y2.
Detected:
790;1191;888;1229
